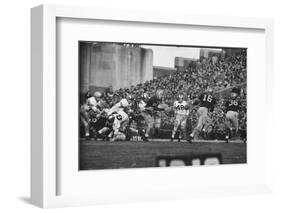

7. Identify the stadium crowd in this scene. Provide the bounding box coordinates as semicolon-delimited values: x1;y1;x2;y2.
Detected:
80;50;247;141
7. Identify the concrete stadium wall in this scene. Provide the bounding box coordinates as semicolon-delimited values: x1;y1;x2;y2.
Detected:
79;43;153;93
153;66;176;78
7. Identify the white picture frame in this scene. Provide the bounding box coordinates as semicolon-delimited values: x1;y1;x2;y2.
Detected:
31;4;274;208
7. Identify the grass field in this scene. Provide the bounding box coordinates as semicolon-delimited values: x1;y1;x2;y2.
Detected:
79;140;246;170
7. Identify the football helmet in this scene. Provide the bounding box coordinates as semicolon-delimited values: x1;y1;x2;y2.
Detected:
94;91;102;98
230;92;238;99
207;88;213;94
178;94;184;101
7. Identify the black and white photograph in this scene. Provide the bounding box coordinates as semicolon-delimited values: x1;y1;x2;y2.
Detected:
79;41;247;170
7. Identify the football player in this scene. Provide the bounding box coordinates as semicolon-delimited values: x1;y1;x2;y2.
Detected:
170;94;190;142
138;90;164;141
80;101;91;139
189;88;217;142
224;92;241;143
152;89;165;138
87;109;107;140
86;91;102;113
108;109;129;142
80;91;105;139
126;101;146;141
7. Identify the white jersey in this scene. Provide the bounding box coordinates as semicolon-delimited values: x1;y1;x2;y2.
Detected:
86;97;100;111
87;97;97;107
174;100;189;116
110;110;129;140
107;98;129;115
114;110;129;122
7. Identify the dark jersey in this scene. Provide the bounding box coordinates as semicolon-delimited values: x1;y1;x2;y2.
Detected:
146;96;162;111
88;112;107;131
198;93;217;110
225;99;240;112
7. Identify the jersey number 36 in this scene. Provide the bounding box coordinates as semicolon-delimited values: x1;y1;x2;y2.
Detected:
229;100;238;106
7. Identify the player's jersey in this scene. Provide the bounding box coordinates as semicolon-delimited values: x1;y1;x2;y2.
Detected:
88;112;107;131
198;93;217;110
114;110;129;123
146;96;161;109
138;96;162;115
174;100;189;115
86;96;101;112
107;98;129;115
225;99;240;112
145;96;162;113
87;97;97;107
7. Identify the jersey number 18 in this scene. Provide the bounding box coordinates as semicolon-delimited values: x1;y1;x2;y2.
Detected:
203;94;213;102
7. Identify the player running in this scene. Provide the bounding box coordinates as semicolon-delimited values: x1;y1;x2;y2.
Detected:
138;90;165;141
189;88;217;143
224;92;241;143
170;94;190;142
